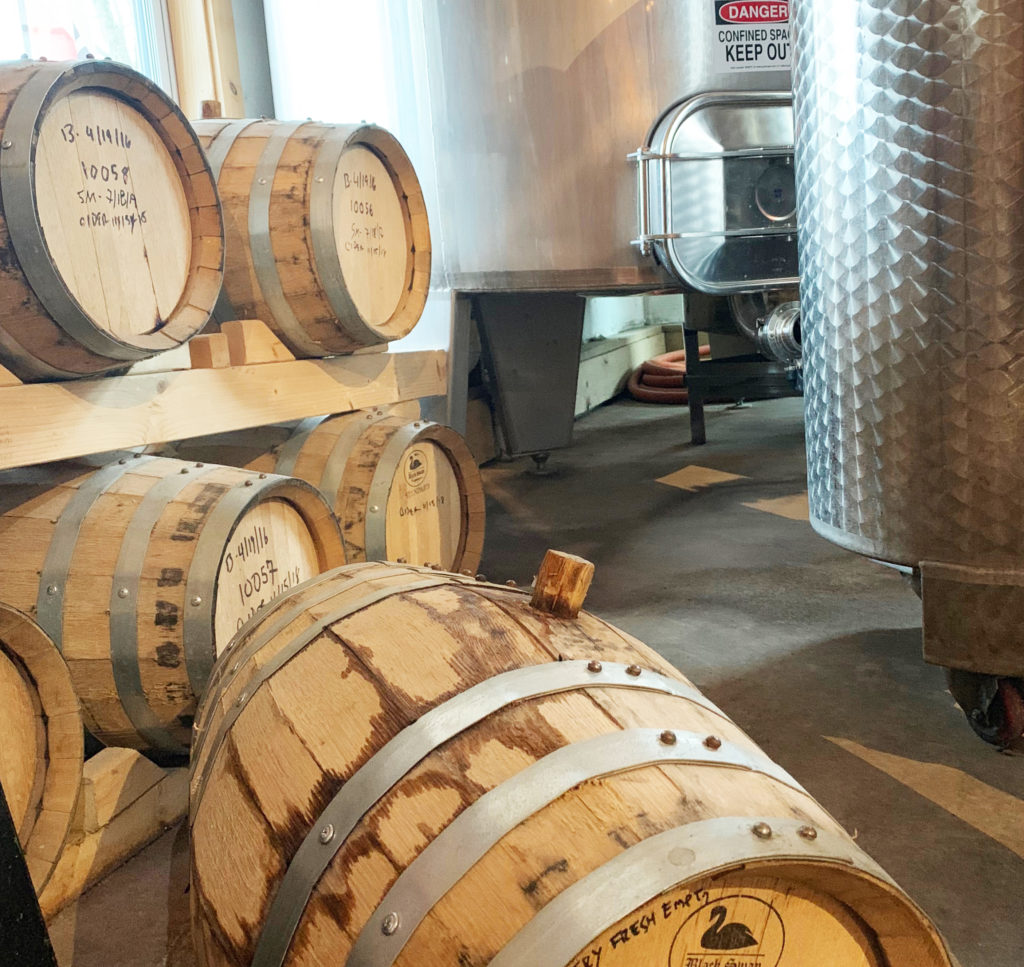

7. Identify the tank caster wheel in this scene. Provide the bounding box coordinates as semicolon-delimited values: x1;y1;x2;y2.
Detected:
945;669;1024;750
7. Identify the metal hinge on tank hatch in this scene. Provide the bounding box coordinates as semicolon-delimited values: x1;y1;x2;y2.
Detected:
630;91;799;295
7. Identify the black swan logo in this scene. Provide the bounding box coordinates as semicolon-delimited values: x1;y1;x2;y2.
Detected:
700;905;758;950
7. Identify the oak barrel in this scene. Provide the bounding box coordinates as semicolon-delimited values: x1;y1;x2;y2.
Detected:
0;456;344;753
166;404;485;573
0;603;83;894
0;59;223;380
189;556;953;967
192;118;430;355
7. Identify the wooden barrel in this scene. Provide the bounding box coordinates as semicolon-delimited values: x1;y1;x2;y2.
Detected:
0;456;344;754
166;404;485;574
192;118;430;356
190;555;953;967
0;603;83;894
0;59;223;381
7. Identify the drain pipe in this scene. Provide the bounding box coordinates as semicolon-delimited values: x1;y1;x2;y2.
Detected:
758;302;802;363
728;295;802;364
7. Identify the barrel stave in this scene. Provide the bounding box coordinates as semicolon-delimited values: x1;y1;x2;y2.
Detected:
0;604;83;893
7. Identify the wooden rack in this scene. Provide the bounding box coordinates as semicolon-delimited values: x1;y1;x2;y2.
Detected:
0;320;446;471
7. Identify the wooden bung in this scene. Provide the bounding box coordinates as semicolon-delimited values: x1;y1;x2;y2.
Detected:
0;603;83;895
189;561;953;967
0;59;223;381
164;404;486;574
0;456;344;753
531;549;595;618
191;118;430;356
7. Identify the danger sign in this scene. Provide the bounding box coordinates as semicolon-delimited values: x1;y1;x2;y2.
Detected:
713;0;791;73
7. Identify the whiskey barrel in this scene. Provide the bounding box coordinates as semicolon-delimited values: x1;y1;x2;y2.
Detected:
0;457;344;753
0;59;223;381
192;118;430;356
189;556;953;967
0;603;82;894
166;405;485;574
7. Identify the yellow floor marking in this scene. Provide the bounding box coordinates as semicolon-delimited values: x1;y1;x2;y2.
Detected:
656;465;747;492
742;492;810;521
827;736;1024;859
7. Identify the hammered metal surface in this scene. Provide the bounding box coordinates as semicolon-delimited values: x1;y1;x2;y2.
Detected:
795;0;1024;568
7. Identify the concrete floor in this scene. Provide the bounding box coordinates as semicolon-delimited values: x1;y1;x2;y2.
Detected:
482;398;1024;967
47;397;1023;967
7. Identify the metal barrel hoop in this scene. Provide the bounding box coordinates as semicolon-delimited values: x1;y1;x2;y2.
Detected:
247;121;326;357
488;816;909;967
35;457;156;651
317;409;396;522
243;663;749;967
182;473;335;700
272;416;328;477
109;464;220;753
202;118;259;326
308;125;387;346
344;729;811;967
189;574;451;818
363;420;430;560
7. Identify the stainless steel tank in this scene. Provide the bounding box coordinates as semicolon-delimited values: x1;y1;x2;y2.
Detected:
385;0;795;292
794;0;1024;743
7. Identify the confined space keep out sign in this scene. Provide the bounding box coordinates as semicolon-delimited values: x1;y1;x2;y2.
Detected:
713;1;791;73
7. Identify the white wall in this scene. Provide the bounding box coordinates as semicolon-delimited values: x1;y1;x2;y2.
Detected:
264;0;393;125
582;293;684;342
265;0;450;350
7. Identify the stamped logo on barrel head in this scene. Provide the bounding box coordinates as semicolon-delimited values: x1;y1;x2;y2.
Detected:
669;896;785;967
404;448;429;488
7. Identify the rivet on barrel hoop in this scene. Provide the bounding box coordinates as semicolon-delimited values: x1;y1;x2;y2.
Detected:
798;825;818;841
190;596;202;607
46;585;58;596
659;730;677;746
117;587;129;599
703;735;722;750
244;479;254;487
1;140;11;149
752;822;773;840
369;505;380;513
319;824;335;845
381;912;400;936
626;664;642;677
179;467;189;474
587;660;602;673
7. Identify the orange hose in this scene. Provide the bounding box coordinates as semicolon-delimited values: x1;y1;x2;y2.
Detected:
627;345;711;405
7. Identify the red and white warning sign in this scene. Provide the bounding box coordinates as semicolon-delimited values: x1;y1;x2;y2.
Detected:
712;1;791;73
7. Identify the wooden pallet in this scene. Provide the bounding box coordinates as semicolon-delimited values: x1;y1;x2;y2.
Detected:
0;320;446;470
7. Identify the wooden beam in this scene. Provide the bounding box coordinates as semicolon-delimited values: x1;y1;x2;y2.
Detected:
188;332;232;369
0;350;446;470
38;749;187;920
167;0;245;119
222;319;296;365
